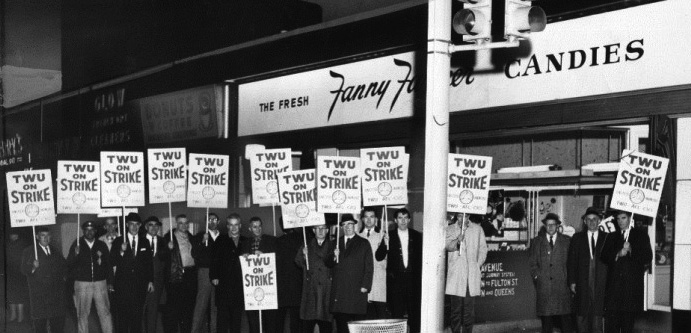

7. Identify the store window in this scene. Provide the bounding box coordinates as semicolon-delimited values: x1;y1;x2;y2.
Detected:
454;122;672;311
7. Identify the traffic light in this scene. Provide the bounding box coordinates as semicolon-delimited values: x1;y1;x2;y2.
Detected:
504;0;546;41
453;0;492;44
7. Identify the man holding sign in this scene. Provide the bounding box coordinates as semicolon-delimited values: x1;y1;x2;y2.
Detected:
601;211;652;333
241;217;277;333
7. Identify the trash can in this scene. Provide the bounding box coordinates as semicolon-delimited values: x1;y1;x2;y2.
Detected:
347;319;408;333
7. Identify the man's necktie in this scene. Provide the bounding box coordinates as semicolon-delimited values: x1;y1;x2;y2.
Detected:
591;233;596;258
131;237;137;257
44;246;50;256
549;236;554;249
367;230;370;237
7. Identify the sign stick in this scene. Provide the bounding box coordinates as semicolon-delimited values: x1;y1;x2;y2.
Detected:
459;213;466;256
122;206;126;238
168;202;173;241
32;225;38;260
205;206;210;246
259;310;263;333
336;213;341;263
303;226;309;271
626;213;635;242
384;205;388;237
77;213;81;249
272;203;277;236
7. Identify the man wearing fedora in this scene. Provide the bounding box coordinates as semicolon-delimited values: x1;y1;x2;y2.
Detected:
67;220;114;333
530;213;574;333
568;207;610;333
111;212;154;333
327;214;374;333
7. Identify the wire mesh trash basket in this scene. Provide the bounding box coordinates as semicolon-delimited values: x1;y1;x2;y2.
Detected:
347;319;408;333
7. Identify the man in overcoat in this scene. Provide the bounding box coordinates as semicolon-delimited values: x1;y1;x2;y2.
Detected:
21;227;67;333
296;224;334;333
358;207;387;319
111;212;154;333
143;216;169;333
568;207;610;333
530;213;574;333
601;211;652;333
163;214;197;333
444;213;487;333
375;208;422;332
211;213;247;333
241;216;278;333
276;224;305;333
327;214;374;333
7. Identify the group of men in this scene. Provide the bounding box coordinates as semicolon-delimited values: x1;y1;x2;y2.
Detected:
18;207;427;333
529;207;653;333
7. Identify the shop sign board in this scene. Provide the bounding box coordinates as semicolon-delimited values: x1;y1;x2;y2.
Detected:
361;147;408;206
278;169;325;229
611;150;669;217
240;253;278;310
450;0;691;111
447;154;492;215
100;152;145;207
238;52;416;136
317;156;362;214
98;207;138;218
476;251;536;322
249;148;292;205
135;85;222;144
148;148;187;204
187;153;229;208
57;161;101;214
6;169;56;227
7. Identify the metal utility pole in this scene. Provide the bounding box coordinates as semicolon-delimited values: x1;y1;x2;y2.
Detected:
420;0;452;331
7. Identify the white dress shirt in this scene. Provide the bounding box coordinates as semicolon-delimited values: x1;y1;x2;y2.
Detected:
399;229;409;268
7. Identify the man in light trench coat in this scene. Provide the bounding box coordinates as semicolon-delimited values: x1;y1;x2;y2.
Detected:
445;213;487;333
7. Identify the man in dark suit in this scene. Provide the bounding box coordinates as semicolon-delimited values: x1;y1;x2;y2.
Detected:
568;207;610;333
111;213;154;333
21;227;67;333
276;223;304;333
143;216;169;333
191;212;221;333
241;216;278;333
163;214;198;333
376;208;422;332
602;211;653;333
327;214;374;333
211;213;247;333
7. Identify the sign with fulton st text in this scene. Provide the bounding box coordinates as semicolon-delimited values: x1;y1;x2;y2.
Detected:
100;152;145;207
317;156;362;214
6;169;56;227
611;150;669;217
187;153;229;208
238;52;416;136
136;85;222;144
148;148;187;203
360;147;409;206
447;154;492;215
249;148;292;205
240;253;278;310
278;169;325;229
57;161;101;214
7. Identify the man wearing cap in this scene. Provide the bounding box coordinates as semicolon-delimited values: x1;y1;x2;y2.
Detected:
601;211;652;333
21;227;67;333
241;216;277;333
211;213;247;333
67;220;114;333
568;207;609;333
327;214;373;333
143;216;169;333
530;213;574;333
163;214;197;333
111;212;154;333
191;212;221;333
375;208;423;332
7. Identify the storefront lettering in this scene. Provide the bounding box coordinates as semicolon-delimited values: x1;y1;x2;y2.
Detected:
0;134;23;158
450;66;475;86
327;58;416;120
505;39;644;79
94;88;126;112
